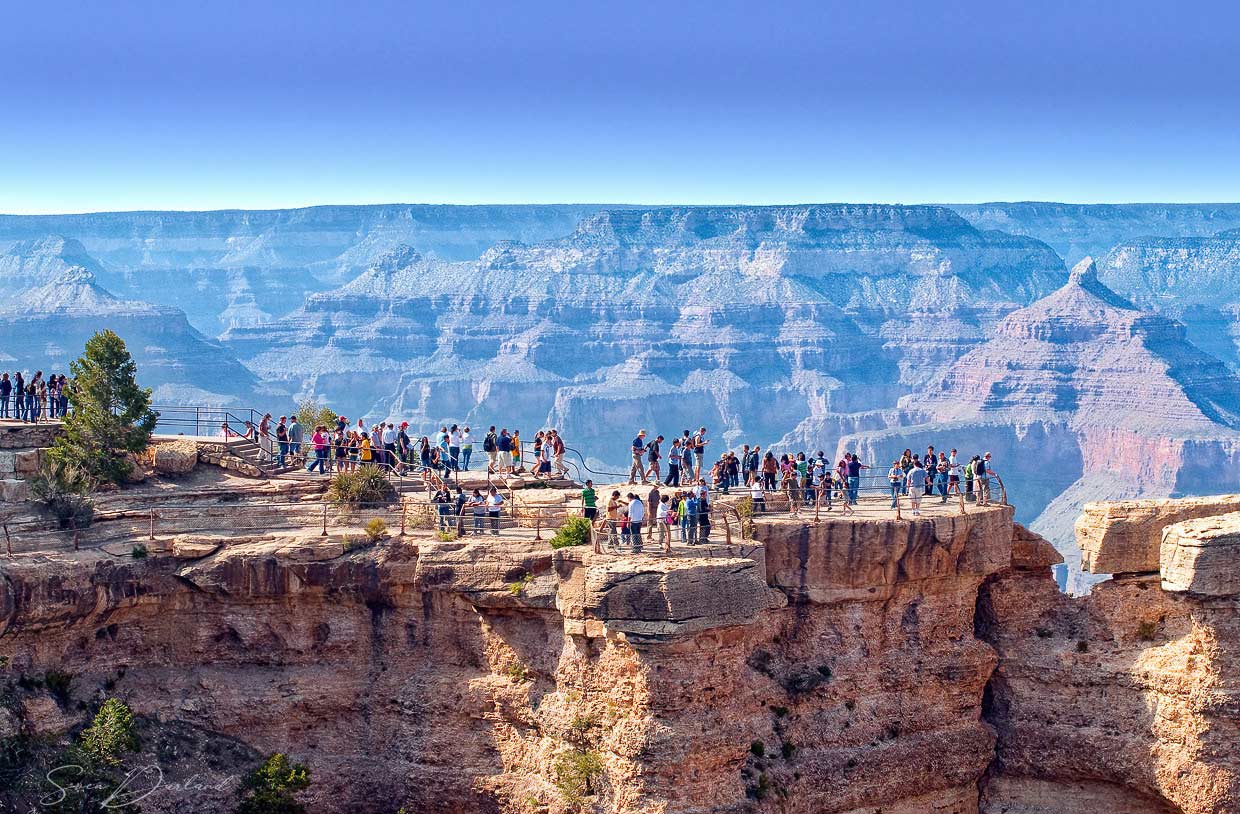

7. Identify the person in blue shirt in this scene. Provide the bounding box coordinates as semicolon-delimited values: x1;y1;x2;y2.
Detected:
628;429;649;484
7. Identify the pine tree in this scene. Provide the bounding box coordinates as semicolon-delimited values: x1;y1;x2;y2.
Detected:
236;754;312;814
49;330;157;484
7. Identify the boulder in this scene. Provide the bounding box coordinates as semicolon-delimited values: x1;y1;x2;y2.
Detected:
1011;523;1064;570
153;439;199;476
1078;494;1240;574
13;448;45;477
1161;511;1240;596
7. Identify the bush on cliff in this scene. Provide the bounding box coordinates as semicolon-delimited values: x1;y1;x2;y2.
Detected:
49;330;157;485
549;516;592;550
79;698;140;766
235;753;311;814
30;459;95;529
327;468;395;507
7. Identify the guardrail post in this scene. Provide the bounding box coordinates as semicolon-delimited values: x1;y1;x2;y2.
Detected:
534;511;542;542
4;522;11;557
321;503;328;537
894;490;902;521
148;509;155;541
400;500;407;537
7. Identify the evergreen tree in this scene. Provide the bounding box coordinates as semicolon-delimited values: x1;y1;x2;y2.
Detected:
49;330;157;484
236;754;312;814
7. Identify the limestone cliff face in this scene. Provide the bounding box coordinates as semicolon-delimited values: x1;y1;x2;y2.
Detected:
978;496;1240;814
0;478;1017;814
3;482;1240;813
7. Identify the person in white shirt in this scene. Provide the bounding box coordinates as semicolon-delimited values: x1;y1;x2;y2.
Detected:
750;477;766;514
487;487;505;535
655;494;671;553
626;493;645;552
460;427;474;470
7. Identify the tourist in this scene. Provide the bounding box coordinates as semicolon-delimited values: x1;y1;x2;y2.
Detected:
977;452;995;506
12;373;24;422
692;427;709;478
656;494;672;554
683;490;699;545
484;426;498;472
629;429;649;484
307;426;328;474
627;492;645;553
0;373;11;419
644;433;663;484
449;424;462;472
498;428;513;473
581;479;598;521
287;415;303;464
846;453;869;504
433;487;453;531
552;429;568;478
487;486;504;535
360;432;373;466
698;482;711;541
510;429;521;473
888;460;903;508
750;475;766;514
398;422;412;472
667;438;683;487
906;459;927;515
646;483;661;543
761;451;778;490
607;490;624;548
469;489;486;535
460;426;473;471
46;374;59;419
947;449;962;497
26;375;39;423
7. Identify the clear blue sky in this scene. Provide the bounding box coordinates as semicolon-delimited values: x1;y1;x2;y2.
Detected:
2;0;1238;213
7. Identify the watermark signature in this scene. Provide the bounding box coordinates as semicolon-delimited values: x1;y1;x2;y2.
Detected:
17;763;236;810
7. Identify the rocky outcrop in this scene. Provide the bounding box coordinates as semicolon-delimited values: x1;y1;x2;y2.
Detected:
152;437;199;476
1076;493;1240;574
979;496;1240;813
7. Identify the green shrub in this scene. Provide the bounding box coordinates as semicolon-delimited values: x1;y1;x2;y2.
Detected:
30;460;95;529
363;518;388;542
504;662;531;683
79;698;139;765
435;529;457;542
552;748;604;805
749;740;765;757
236;753;312;814
327;468;395;507
1077;640;1090;653
131;544;148;559
549;516;592;549
781;741;796;760
507;573;533;596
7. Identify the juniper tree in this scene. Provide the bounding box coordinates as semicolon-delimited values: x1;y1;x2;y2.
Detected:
49;330;157;484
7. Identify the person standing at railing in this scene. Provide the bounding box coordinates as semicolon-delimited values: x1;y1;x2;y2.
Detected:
46;374;59;419
947;449;962;498
698;482;712;542
935;455;950;503
888;460;904;508
469;489;486;535
511;430;522;472
692;427;710;480
656;494;672;554
460;426;473;471
749;476;766;514
26;376;39;423
498;428;514;474
287;416;303;465
433;487;453;531
627;492;645;553
682;491;698;545
12;373;24;422
845;453;869;504
483;426;498;472
976;453;995;506
397;423;412;473
551;429;567;478
0;373;11;420
906;459;927;516
449;424;462;472
607;490;624;548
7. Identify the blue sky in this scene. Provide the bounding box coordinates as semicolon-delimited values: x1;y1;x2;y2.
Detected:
2;0;1238;213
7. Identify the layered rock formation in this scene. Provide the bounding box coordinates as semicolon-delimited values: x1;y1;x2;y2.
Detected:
948;202;1240;266
843;258;1240;590
978;494;1240;813
0;205;623;334
0;237;260;404
223;205;1066;464
1097;230;1240;366
4;473;1240;812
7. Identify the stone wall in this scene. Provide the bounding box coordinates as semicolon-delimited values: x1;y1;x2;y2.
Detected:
0;422;60;503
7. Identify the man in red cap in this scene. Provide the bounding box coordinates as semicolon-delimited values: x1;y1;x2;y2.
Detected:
398;421;412;472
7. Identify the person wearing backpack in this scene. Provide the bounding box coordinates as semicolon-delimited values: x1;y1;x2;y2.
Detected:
483;426;498;472
976;453;993;506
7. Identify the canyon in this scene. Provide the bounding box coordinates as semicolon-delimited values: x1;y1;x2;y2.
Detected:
1;425;1238;813
4;202;1240;586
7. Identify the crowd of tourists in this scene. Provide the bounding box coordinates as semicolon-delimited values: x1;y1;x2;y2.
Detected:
230;413;571;482
0;371;70;423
